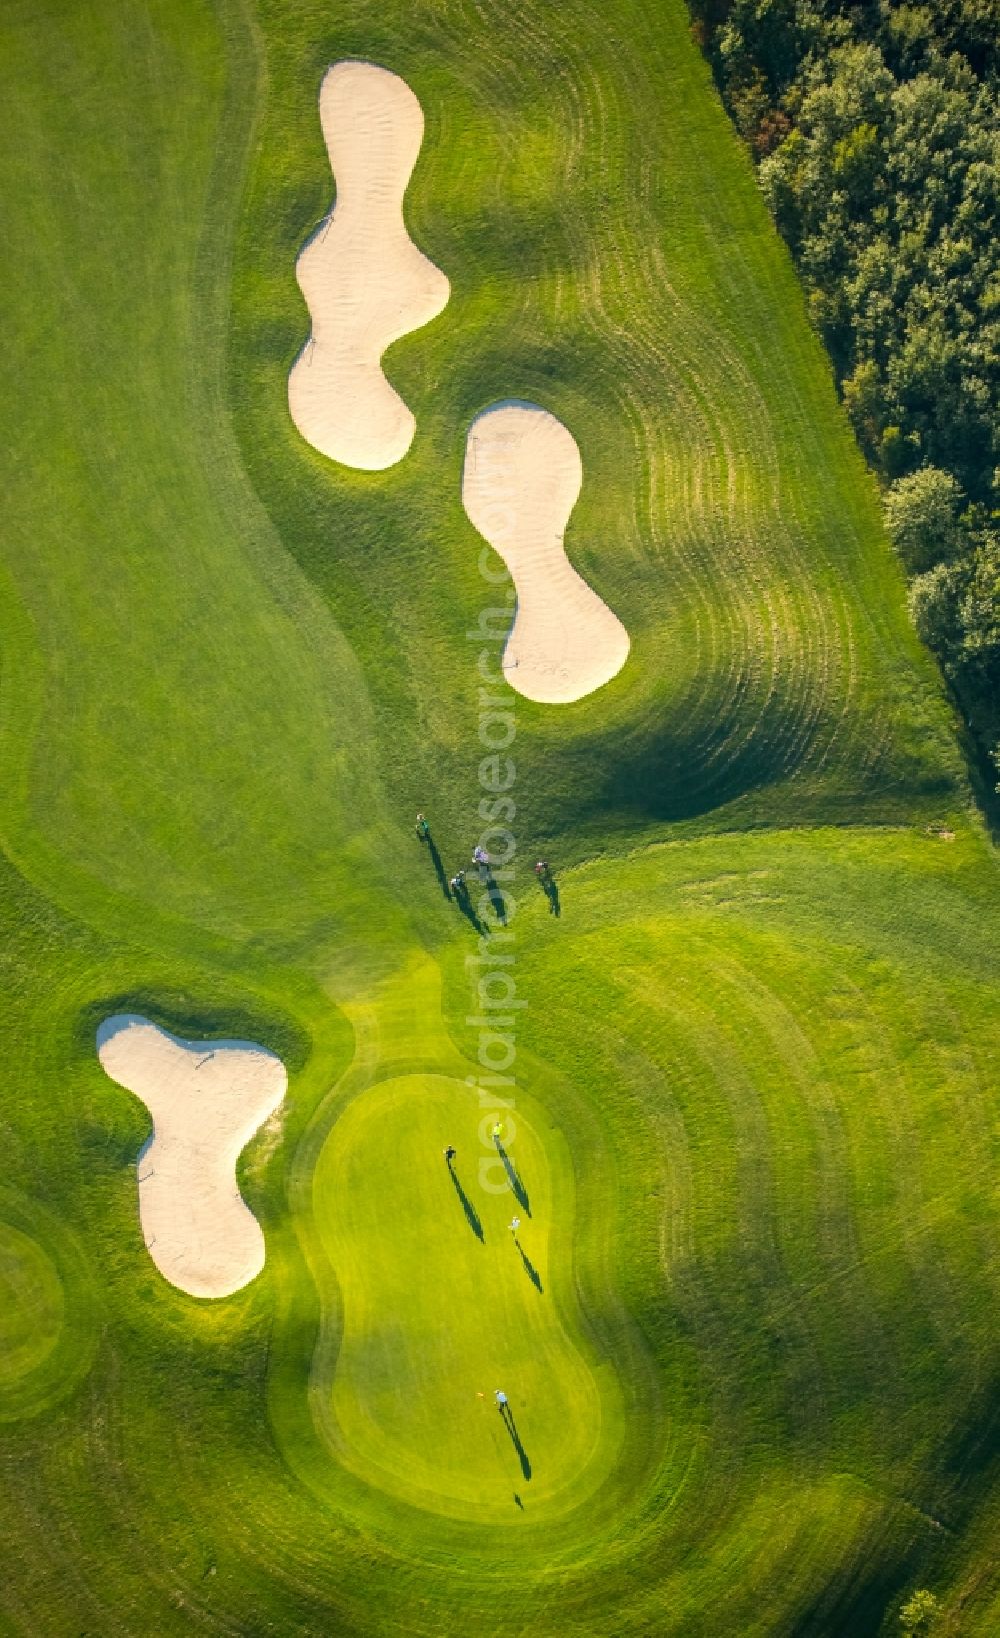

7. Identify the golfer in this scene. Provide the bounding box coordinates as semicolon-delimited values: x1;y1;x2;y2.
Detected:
495;1389;508;1408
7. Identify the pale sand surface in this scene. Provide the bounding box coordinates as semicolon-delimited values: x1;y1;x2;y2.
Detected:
463;403;631;703
288;60;449;470
96;1015;287;1299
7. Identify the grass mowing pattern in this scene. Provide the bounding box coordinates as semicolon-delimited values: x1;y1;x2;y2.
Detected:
0;1196;97;1425
313;1072;619;1521
0;0;998;1633
234;0;963;850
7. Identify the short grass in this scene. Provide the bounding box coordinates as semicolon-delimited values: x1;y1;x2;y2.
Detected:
0;0;998;1635
312;1072;620;1522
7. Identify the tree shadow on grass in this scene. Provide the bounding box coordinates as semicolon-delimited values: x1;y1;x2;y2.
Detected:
932;1367;1000;1512
514;1238;542;1292
495;1139;530;1216
786;1524;927;1638
500;1404;531;1481
447;1160;484;1241
785;1370;1000;1636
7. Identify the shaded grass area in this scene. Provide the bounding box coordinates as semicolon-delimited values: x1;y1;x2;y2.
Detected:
0;0;997;1635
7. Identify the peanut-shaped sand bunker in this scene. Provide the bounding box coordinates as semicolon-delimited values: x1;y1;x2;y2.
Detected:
96;1015;287;1299
288;60;450;471
463;403;630;703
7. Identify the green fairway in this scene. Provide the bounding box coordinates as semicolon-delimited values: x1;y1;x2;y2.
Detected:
0;0;998;1634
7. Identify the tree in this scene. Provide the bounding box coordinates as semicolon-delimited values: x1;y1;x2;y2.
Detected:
907;561;962;664
884;466;963;573
958;532;1000;677
900;1587;940;1632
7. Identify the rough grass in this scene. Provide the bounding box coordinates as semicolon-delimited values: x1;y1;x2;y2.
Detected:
0;0;998;1635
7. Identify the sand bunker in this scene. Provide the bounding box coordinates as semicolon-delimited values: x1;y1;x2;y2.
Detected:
462;402;630;703
288;60;450;470
96;1015;287;1300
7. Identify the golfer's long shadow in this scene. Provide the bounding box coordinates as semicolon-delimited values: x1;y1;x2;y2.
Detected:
454;887;485;935
482;869;507;925
495;1140;530;1216
515;1239;542;1292
500;1406;531;1480
424;834;451;901
447;1162;484;1241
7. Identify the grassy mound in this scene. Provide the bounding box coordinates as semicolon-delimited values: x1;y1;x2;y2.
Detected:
310;1072;621;1521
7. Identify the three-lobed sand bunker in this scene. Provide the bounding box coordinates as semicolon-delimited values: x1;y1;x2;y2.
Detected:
288;60;450;471
96;1015;287;1300
463;402;631;703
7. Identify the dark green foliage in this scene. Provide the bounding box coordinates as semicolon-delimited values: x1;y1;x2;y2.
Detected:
691;0;999;795
906;507;1000;762
885;466;962;575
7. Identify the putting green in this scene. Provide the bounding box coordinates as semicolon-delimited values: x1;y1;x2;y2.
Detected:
312;1073;623;1520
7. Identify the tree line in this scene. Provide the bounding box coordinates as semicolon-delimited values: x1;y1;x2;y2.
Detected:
688;0;999;804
